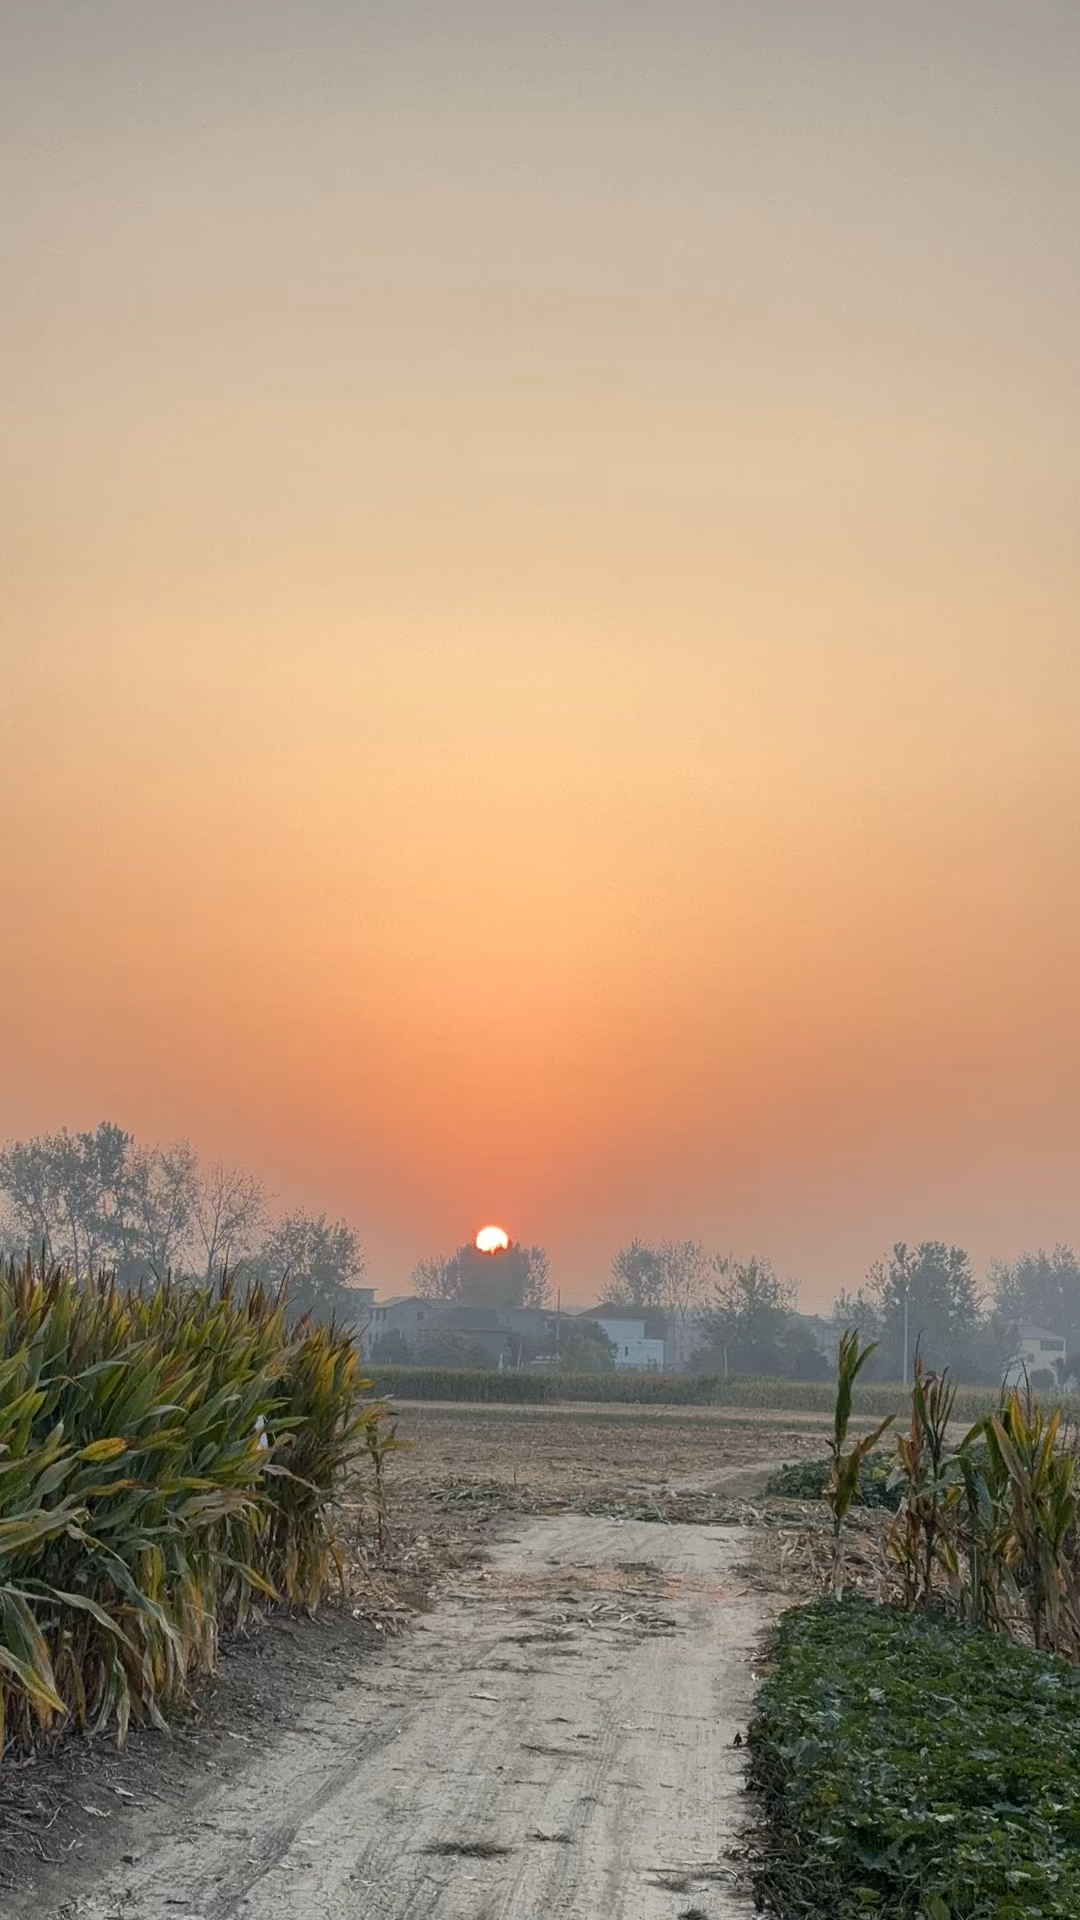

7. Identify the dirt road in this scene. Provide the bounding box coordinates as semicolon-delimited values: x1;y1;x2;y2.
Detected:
32;1517;767;1920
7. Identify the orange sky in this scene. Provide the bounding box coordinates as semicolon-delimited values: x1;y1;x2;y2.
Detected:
3;4;1079;1307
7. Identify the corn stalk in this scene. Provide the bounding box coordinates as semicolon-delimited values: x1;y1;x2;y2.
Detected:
827;1331;893;1595
0;1255;395;1759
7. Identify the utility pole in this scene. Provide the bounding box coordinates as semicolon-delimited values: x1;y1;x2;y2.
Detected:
902;1285;910;1387
555;1290;561;1362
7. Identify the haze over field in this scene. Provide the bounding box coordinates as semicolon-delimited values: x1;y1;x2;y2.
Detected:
3;3;1078;1305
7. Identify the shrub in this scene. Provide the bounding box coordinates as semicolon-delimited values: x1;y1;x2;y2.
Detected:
749;1597;1080;1919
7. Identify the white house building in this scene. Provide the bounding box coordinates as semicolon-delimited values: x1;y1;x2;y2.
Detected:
578;1309;665;1371
1003;1323;1067;1388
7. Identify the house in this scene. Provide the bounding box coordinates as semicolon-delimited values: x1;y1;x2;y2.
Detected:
662;1312;707;1372
434;1304;515;1366
1003;1323;1067;1388
576;1308;665;1371
366;1297;560;1365
366;1295;439;1344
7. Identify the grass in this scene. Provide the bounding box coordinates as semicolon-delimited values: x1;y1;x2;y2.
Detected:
749;1597;1080;1919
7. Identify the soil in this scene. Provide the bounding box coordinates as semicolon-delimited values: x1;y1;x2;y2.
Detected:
1;1401;871;1916
12;1520;766;1920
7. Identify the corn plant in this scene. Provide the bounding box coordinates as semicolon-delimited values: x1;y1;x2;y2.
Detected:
0;1255;394;1761
981;1389;1080;1653
886;1352;957;1608
826;1330;893;1593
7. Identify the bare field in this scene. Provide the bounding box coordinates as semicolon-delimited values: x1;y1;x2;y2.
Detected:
386;1399;834;1508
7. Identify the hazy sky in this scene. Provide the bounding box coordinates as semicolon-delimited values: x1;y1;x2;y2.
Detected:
3;3;1078;1306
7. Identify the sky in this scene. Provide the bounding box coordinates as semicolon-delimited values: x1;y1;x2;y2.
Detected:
2;3;1078;1308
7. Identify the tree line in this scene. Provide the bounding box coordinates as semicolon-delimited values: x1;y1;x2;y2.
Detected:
601;1237;1080;1384
5;1123;1077;1382
0;1121;366;1327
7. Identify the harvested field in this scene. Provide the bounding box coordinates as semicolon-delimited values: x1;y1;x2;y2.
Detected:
387;1400;837;1505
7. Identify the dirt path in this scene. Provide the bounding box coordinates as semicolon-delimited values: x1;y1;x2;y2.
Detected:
31;1518;767;1920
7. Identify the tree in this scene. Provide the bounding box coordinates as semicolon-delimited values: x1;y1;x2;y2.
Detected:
0;1122;138;1276
604;1240;666;1311
411;1240;550;1309
249;1209;367;1328
126;1140;198;1282
193;1161;266;1280
659;1240;711;1366
780;1316;832;1382
413;1328;496;1370
557;1319;616;1372
837;1242;986;1383
369;1328;412;1365
606;1238;712;1366
696;1256;797;1375
989;1247;1080;1364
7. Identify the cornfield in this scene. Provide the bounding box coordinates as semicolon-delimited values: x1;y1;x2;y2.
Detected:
364;1363;1080;1422
0;1255;391;1760
818;1347;1080;1663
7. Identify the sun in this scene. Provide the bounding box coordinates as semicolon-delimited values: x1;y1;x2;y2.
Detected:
475;1224;510;1254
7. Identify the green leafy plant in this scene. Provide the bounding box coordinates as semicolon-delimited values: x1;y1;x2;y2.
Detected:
826;1331;893;1591
765;1454;901;1509
0;1255;392;1759
886;1353;958;1608
749;1597;1080;1919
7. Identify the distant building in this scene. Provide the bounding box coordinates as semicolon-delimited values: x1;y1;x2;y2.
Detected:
367;1295;439;1344
1003;1323;1067;1387
662;1313;708;1372
434;1304;515;1366
576;1308;664;1370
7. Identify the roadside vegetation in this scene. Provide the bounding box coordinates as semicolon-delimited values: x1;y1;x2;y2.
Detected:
750;1598;1080;1920
0;1256;392;1762
751;1341;1080;1917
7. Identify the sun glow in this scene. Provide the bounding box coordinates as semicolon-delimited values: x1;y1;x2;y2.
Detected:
475;1224;510;1254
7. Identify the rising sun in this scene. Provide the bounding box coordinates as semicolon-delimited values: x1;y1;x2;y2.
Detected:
475;1224;510;1254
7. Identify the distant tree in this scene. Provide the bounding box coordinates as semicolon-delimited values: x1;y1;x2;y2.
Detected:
606;1238;711;1365
659;1240;711;1363
369;1328;412;1365
778;1316;832;1382
413;1328;496;1370
0;1122;138;1276
411;1253;459;1299
557;1318;617;1372
604;1240;666;1311
696;1256;797;1375
193;1161;266;1280
249;1209;366;1328
0;1124;373;1344
989;1247;1080;1363
411;1240;550;1309
836;1242;986;1382
126;1140;199;1281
